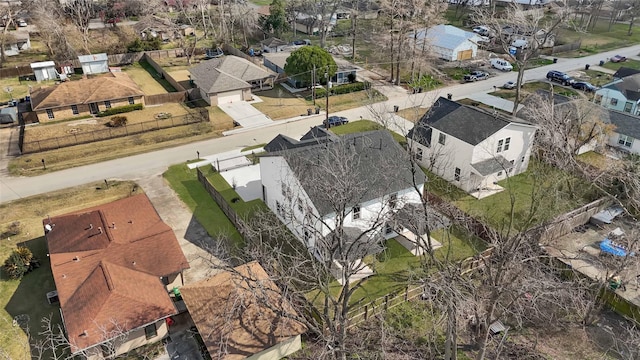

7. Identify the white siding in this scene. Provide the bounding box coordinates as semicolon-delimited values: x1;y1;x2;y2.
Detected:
608;131;640;155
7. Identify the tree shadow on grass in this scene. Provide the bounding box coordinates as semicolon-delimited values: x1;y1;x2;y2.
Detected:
4;236;62;359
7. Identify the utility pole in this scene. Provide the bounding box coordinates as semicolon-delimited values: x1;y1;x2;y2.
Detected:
312;64;316;105
351;14;357;61
325;66;330;124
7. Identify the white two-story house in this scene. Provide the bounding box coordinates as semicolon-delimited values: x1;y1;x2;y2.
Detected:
595;73;640;116
260;129;428;282
408;97;537;198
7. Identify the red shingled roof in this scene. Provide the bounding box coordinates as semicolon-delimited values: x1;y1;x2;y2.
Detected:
44;194;189;353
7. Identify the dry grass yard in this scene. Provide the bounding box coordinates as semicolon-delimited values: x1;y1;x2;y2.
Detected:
252;86;312;120
123;65;168;95
396;106;427;123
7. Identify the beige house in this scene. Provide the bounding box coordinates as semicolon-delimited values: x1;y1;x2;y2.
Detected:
44;194;190;359
188;56;275;105
181;261;307;360
29;72;145;122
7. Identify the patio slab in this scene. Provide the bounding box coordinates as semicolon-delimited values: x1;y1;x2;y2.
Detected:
219;164;263;202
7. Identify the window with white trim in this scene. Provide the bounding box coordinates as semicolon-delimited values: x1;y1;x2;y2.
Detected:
496;139;503;153
46;109;54;119
504;137;511;151
454;167;461;181
71;105;79;115
128;97;135;105
144;323;157;340
618;134;634;148
438;133;446;145
624;102;633;113
610;98;618;106
415;148;423;161
352;205;361;220
276;201;283;216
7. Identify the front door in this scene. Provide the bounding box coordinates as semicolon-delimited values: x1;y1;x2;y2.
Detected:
89;103;98;114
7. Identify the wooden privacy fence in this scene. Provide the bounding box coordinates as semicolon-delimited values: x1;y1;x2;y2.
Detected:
551;40;582;55
21;111;207;154
145;91;188;105
143;53;188;92
0;65;32;79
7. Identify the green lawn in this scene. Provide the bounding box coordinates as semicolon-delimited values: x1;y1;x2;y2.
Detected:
204;171;267;219
163;164;244;248
601;59;640;71
557;21;640;56
329;120;407;145
490;81;579;101
448;161;600;231
138;60;177;92
312;89;387;113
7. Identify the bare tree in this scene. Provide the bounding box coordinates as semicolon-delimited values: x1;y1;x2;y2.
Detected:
63;0;96;54
473;2;571;115
0;3;20;66
24;0;77;60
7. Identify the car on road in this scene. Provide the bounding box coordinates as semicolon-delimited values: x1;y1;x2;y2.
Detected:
572;81;597;92
464;71;490;82
17;19;27;27
503;81;517;89
324;116;348;127
546;70;575;86
292;39;311;46
610;55;627;63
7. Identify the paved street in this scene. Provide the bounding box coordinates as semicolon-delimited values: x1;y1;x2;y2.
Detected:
2;44;640;203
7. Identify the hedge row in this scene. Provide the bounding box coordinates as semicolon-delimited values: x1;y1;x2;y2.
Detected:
97;103;144;117
307;81;371;100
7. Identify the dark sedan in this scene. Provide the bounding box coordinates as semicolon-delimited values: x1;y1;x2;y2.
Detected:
324;116;348;127
572;81;597;92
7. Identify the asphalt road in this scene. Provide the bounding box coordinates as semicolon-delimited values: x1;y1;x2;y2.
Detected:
2;44;640;204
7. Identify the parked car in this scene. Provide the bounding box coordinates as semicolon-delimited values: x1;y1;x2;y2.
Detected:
464;71;489;82
324;116;348;127
546;70;575;86
511;39;528;49
292;39;311;46
205;48;224;59
610;55;627;63
503;81;517;89
473;26;490;37
17;19;27;27
572;81;597;92
491;58;513;72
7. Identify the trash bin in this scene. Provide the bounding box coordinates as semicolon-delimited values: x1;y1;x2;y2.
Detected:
599;60;605;66
393;105;399;112
315;107;320;114
585;64;590;70
553;58;558;64
447;93;452;100
307;108;312;116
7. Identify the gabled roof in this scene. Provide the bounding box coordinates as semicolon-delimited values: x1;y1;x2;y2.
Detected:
612;67;640;80
189;56;274;93
29;72;144;111
181;261;307;360
261;37;288;47
411;25;481;50
44;194;189;352
605;110;640;139
264;126;337;152
409;97;529;146
393;203;450;235
78;53;108;63
471;155;513;176
603;73;640;101
266;130;426;216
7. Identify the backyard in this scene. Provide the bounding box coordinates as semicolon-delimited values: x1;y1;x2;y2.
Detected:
123;61;170;95
556;21;640;56
0;77;57;103
0;180;139;360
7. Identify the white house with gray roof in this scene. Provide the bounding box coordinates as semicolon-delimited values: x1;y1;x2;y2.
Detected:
409;25;483;61
260;129;445;282
409;97;537;198
605;110;640;155
189;55;275;105
595;73;640;116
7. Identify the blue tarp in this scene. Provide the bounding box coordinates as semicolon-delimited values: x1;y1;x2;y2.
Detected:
600;238;634;257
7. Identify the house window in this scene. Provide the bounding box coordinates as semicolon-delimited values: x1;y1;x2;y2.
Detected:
352;205;361;220
389;193;398;209
618;134;634;148
504;137;511;151
624;102;633;113
610;98;618;106
385;223;393;234
594;94;602;104
303;230;311;243
454;167;461;181
281;183;286;197
498;171;503;176
521;156;525;163
297;198;303;212
46;109;54;119
104;100;111;109
496;139;504;153
128;97;135;105
144;323;157;340
276;201;283;216
438;133;446;145
71;105;79;115
415;148;423;161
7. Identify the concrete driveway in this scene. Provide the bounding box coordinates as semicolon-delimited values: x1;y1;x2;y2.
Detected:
218;101;273;129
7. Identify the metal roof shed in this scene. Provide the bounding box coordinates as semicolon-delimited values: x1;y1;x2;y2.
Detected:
30;61;57;82
78;53;109;75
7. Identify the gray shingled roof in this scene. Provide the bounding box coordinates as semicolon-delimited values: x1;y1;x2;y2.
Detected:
189;56;273;93
409;97;518;146
268;130;426;216
261;37;288;47
470;155;512;176
393;203;450;234
606;74;640;101
605;110;640;139
264;127;337;152
613;67;640;80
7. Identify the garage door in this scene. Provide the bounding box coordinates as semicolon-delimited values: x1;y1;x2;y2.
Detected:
218;90;243;104
457;49;473;61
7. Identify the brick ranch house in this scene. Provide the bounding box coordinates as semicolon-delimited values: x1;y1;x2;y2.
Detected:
29;72;145;123
44;194;189;359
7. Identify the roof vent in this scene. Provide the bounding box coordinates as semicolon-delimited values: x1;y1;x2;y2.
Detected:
88;224;93;230
79;330;88;337
132;261;136;266
109;222;116;229
73;256;80;262
98;227;103;234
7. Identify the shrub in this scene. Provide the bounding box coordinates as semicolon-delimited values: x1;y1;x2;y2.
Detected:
108;116;128;127
3;247;33;279
97;103;143;117
0;221;21;238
